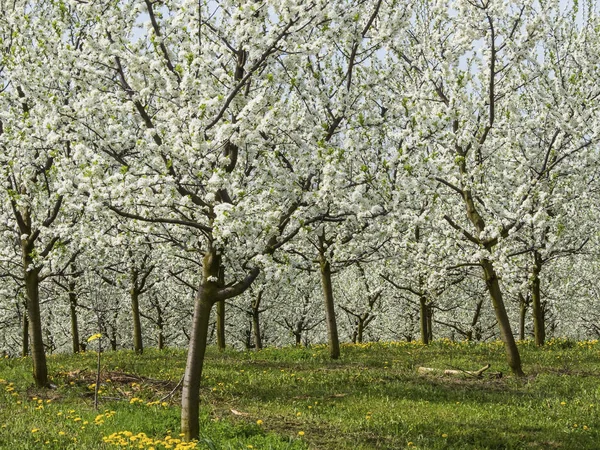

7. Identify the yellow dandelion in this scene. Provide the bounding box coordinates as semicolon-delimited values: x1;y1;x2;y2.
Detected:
256;420;263;425
298;431;305;436
87;333;102;342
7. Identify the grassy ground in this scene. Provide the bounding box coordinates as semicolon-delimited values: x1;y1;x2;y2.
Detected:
1;338;600;449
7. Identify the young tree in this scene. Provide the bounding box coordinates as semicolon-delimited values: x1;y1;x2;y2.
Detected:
70;0;337;439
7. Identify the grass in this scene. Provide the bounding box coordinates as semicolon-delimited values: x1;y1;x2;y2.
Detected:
1;338;600;449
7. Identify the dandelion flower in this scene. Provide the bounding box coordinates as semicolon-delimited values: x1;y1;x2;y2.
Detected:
87;333;102;343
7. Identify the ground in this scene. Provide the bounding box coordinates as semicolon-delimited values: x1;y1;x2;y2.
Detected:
1;338;599;449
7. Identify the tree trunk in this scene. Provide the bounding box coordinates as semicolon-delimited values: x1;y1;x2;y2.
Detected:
531;251;545;346
69;281;80;353
427;307;433;342
131;289;143;354
295;332;302;346
518;293;527;341
357;318;364;344
216;299;225;351
251;290;263;350
419;296;429;345
320;256;340;359
22;309;29;357
23;255;48;387
110;309;119;351
181;291;213;440
157;317;165;350
130;269;144;354
481;259;524;376
252;310;262;350
181;248;221;441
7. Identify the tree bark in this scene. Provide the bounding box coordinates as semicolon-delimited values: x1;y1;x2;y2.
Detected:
458;181;524;375
481;259;524;376
69;280;80;353
181;291;213;440
130;285;143;354
531;251;545;346
22;309;29;357
419;296;429;345
181;248;220;441
129;268;144;354
22;246;48;387
518;293;527;341
216;299;225;351
357;318;364;344
252;291;263;350
157;315;165;350
319;255;340;359
427;307;433;342
110;309;119;351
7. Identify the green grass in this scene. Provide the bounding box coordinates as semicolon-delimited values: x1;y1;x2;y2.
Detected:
1;338;600;449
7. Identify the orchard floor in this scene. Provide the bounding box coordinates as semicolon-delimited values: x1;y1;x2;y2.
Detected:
1;339;600;449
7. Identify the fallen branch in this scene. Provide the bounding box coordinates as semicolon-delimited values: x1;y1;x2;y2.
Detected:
159;375;184;402
418;363;501;378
